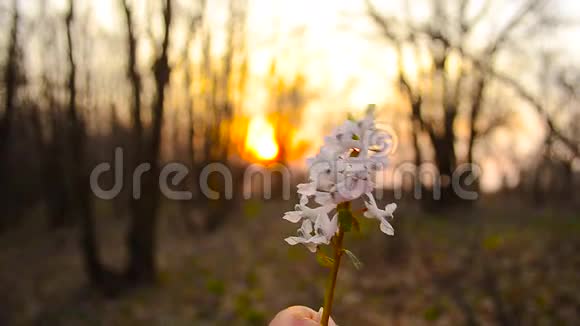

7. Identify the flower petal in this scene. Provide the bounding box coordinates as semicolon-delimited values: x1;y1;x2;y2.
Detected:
297;183;316;197
379;221;394;236
363;211;375;219
310;234;329;244
327;214;339;237
365;192;378;208
304;242;318;253
284;236;304;245
384;203;397;217
283;211;302;223
300;219;314;235
314;214;335;239
314;192;334;206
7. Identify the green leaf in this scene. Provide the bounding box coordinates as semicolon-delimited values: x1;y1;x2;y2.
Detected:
343;249;363;270
338;208;353;232
366;104;376;115
316;251;335;268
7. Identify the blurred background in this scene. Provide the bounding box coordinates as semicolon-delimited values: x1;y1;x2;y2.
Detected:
0;0;579;324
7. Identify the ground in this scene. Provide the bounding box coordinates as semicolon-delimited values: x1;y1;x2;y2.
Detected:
0;197;579;325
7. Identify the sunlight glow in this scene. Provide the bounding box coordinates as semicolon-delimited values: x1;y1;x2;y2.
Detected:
245;117;279;161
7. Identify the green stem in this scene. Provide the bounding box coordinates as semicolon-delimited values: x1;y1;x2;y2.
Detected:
321;227;345;325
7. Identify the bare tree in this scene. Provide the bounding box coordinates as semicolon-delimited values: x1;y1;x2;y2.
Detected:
197;0;249;232
121;0;142;149
63;0;106;286
37;2;70;228
126;0;173;283
366;0;579;206
0;0;21;224
528;60;580;203
120;0;145;281
179;0;206;196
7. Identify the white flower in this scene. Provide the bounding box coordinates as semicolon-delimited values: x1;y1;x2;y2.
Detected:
324;120;361;152
285;214;338;252
333;166;374;201
315;212;339;240
297;182;317;197
363;192;397;236
313;191;334;206
283;108;397;251
304;151;345;193
283;195;335;223
285;219;328;252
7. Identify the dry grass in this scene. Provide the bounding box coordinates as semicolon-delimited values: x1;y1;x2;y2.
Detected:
0;198;579;325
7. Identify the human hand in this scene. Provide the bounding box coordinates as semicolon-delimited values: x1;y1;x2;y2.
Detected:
269;306;337;326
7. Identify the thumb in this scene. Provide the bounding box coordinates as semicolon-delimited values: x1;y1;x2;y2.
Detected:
315;307;338;326
290;319;320;326
269;306;337;326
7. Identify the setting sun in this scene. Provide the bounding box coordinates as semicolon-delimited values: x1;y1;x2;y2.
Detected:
245;116;279;161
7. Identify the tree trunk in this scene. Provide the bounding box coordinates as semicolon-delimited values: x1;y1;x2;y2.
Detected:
0;0;20;231
65;0;104;285
0;0;18;163
127;168;160;282
126;0;172;284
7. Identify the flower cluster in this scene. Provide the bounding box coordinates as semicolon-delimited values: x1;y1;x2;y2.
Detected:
283;109;397;252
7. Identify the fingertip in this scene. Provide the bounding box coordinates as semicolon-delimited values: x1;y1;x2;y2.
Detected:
269;306;319;326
